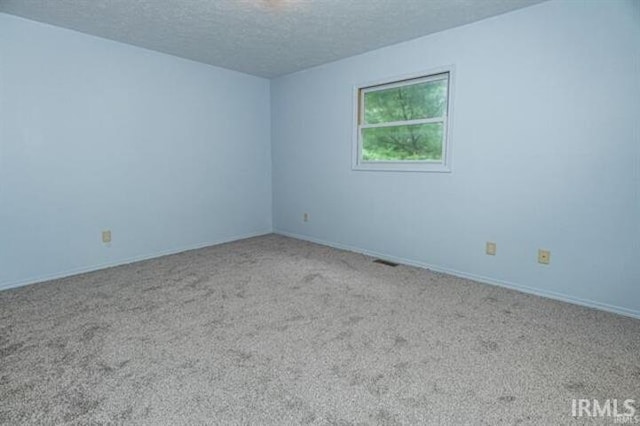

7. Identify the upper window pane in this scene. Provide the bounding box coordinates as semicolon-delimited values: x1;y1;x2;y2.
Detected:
363;76;448;125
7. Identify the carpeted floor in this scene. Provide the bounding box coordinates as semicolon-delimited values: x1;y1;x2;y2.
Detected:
0;235;638;425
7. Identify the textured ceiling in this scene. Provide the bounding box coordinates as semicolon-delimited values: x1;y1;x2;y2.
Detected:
0;0;547;77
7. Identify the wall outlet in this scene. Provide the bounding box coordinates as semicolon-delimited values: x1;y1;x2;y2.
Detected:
486;242;497;256
102;230;112;244
538;249;550;265
303;212;309;222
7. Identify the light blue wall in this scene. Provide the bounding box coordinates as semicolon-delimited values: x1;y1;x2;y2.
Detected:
0;13;272;289
271;0;640;317
2;2;639;318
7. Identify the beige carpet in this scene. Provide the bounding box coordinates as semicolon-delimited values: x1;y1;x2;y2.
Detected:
1;234;638;425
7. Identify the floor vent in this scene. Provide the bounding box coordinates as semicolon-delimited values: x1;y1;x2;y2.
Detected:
373;259;399;267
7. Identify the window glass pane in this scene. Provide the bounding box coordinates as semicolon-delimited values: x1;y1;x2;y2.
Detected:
363;78;448;125
362;123;443;161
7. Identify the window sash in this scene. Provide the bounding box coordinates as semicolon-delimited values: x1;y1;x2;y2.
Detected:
361;72;449;94
359;72;449;126
358;119;447;164
359;116;445;130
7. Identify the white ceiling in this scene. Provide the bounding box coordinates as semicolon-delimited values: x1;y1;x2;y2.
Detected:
0;0;547;78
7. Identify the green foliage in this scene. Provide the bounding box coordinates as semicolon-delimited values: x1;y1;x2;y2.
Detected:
363;123;443;161
362;77;447;161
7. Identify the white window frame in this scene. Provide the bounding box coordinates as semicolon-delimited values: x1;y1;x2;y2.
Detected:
352;66;455;173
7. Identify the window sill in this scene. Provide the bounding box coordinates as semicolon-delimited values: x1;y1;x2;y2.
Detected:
352;161;451;173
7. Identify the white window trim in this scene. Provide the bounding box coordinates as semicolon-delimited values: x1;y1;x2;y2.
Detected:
352;65;455;173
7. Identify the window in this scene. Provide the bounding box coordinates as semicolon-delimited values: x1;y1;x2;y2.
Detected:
353;68;453;172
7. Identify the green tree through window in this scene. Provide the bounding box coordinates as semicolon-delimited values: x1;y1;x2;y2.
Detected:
356;72;450;169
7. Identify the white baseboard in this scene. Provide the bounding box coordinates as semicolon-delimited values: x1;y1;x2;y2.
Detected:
274;229;640;321
0;229;272;292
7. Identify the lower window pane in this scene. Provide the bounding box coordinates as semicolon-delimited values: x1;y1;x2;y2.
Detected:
362;123;443;161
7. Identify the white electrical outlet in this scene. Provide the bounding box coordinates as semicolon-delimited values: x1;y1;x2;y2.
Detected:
102;230;112;244
538;249;550;265
303;213;309;222
486;242;496;256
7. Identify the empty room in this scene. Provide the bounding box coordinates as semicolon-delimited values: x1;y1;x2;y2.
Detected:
1;0;639;424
